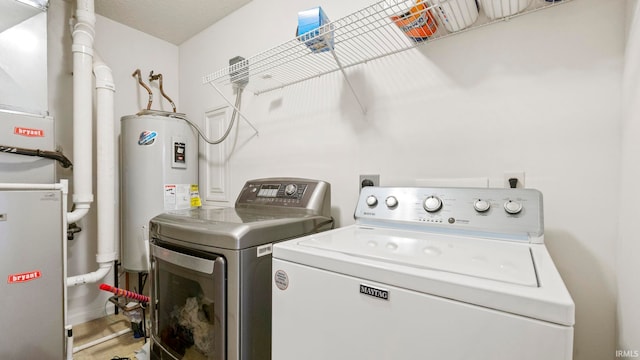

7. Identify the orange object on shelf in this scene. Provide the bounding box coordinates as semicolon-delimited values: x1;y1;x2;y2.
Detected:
390;1;438;42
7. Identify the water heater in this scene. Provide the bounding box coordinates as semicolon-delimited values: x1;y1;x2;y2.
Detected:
121;110;199;271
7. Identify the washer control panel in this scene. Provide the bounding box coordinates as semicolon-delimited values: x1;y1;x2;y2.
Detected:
355;186;543;242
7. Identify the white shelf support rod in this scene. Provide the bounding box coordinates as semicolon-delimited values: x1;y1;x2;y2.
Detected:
208;83;259;136
330;49;367;114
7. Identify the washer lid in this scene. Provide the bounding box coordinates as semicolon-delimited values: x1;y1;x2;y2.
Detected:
299;226;538;287
274;225;575;326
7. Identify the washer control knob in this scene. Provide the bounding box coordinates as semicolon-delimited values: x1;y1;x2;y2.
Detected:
285;184;297;196
423;196;443;212
504;200;523;214
366;195;378;207
385;196;398;208
473;199;491;212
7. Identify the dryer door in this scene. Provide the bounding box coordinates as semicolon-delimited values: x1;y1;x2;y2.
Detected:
150;243;226;360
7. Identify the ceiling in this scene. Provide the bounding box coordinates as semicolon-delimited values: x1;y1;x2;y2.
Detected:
94;0;252;45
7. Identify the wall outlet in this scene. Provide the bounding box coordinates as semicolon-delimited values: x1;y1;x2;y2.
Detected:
504;171;525;188
359;174;380;190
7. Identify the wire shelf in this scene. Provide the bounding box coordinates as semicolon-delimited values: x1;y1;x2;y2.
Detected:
203;0;572;104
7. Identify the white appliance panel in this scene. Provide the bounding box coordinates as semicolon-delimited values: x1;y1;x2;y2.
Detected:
0;190;64;359
298;226;538;286
275;225;574;326
0;11;47;115
272;259;573;360
0;112;55;183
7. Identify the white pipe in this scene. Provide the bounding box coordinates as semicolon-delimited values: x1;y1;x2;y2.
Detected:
66;0;118;289
67;53;117;287
68;0;95;224
65;2;116;358
94;52;117;266
67;206;90;225
65;325;73;360
72;328;132;353
0;183;64;190
62;181;72;360
67;262;112;286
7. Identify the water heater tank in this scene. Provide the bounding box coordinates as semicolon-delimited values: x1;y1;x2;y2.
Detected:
121;110;199;271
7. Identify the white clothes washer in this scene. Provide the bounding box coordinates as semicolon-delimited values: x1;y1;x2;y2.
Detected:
272;186;574;360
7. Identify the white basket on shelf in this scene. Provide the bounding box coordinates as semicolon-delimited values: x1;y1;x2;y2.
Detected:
429;0;480;32
480;0;532;20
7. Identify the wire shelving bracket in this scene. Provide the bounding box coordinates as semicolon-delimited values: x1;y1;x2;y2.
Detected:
203;0;573;119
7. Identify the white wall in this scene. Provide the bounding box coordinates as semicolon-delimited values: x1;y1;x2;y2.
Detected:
47;0;179;324
618;0;640;354
44;0;631;356
180;0;624;359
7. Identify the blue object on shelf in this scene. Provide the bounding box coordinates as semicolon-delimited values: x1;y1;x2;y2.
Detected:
296;6;334;53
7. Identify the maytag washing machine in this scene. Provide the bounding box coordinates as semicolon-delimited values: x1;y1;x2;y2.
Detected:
148;178;333;360
272;186;575;360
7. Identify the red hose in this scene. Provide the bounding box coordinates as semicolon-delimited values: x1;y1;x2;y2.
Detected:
99;283;150;303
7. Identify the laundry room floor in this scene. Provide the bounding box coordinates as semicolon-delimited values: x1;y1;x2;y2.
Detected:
73;314;146;360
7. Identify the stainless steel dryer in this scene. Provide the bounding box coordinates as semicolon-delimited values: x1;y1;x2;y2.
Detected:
148;178;333;360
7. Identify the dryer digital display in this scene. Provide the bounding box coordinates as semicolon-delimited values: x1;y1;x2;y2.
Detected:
257;184;281;197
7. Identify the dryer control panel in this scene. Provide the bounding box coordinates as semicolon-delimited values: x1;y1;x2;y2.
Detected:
235;178;332;217
355;187;543;243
